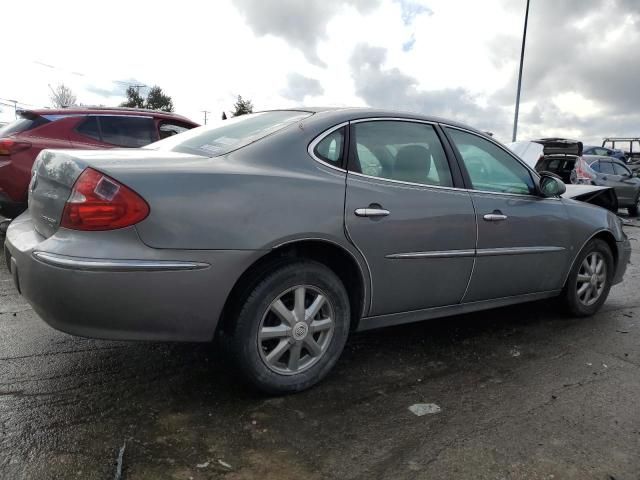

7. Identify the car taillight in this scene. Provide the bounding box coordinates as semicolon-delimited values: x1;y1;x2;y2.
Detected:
60;168;149;231
574;157;597;183
0;138;32;155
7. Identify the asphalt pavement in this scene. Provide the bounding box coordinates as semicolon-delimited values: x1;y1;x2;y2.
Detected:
1;221;639;479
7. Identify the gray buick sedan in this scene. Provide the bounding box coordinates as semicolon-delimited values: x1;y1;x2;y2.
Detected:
4;108;631;393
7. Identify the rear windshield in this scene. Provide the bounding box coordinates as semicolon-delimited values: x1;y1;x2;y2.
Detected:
147;110;312;156
0;112;50;137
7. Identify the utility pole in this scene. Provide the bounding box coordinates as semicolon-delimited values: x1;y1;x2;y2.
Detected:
512;0;531;142
201;110;211;125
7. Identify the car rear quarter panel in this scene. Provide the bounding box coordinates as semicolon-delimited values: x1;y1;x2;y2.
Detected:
126;123;350;252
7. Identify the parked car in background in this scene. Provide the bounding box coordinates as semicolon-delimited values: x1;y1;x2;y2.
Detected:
574;156;640;216
602;137;640;165
0;107;199;218
5;108;631;393
506;139;619;213
583;145;626;161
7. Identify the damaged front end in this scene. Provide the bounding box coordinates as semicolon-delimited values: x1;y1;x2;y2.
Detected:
563;184;618;213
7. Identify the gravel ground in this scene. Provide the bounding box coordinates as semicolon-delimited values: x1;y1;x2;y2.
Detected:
1;220;639;479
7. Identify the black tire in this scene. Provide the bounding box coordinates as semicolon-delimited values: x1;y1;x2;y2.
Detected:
561;239;614;317
628;194;639;217
229;260;350;394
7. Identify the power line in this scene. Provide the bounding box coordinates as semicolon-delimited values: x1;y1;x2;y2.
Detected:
201;110;211;125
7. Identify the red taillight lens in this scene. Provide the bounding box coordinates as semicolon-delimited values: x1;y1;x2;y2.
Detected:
60;168;149;231
574;157;596;183
0;138;32;155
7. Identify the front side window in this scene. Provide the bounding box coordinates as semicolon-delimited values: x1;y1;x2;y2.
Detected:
613;162;631;176
351;121;453;187
99;116;157;147
446;128;535;195
149;111;311;157
314;127;344;165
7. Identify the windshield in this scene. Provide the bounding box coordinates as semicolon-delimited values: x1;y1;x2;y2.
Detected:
0;112;50;137
146;110;312;156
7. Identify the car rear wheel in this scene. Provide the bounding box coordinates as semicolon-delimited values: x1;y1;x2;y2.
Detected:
561;239;613;317
230;261;350;394
628;194;640;217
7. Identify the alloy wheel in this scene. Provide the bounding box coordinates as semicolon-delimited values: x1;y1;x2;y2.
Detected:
576;252;607;307
258;285;335;375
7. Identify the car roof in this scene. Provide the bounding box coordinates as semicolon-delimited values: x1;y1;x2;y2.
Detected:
20;107;198;124
265;106;492;138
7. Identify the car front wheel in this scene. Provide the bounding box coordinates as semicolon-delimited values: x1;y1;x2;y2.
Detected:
230;261;350;394
562;239;613;317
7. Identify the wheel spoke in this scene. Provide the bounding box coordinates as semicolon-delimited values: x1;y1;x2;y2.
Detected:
304;337;323;357
582;258;592;275
305;294;326;322
310;317;332;333
260;324;291;340
577;274;591;283
577;282;590;297
288;342;302;371
266;339;291;364
271;299;295;326
597;273;606;283
590;254;597;274
294;287;306;323
595;258;604;275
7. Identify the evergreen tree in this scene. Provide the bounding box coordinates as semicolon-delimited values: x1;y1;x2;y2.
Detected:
231;95;253;116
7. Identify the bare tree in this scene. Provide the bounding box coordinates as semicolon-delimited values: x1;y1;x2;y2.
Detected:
49;84;77;108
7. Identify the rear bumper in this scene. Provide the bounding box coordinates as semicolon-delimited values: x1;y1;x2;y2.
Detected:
613;238;632;285
4;213;263;342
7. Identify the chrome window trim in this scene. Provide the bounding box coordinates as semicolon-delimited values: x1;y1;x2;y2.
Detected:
307;122;349;172
308;117;561;201
32;252;209;272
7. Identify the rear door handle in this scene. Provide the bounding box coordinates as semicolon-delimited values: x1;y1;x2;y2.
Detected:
483;213;507;221
355;208;390;217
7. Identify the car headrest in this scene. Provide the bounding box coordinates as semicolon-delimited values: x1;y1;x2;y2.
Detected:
394;145;431;183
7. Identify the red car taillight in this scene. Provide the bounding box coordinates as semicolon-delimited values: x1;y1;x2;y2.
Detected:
574;156;597;183
0;138;32;155
60;168;149;231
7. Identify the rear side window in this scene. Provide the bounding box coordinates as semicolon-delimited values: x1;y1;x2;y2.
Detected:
599;161;615;174
351;121;453;187
0;113;50;137
314;127;345;165
148;111;312;157
77;116;101;141
589;161;601;172
159;122;193;139
99;116;157;147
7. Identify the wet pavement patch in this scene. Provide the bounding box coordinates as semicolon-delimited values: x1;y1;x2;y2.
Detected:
1;222;640;479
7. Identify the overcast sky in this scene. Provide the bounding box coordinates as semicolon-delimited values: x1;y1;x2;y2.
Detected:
1;0;638;143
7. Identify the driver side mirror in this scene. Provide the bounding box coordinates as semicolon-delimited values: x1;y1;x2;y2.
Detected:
539;174;566;197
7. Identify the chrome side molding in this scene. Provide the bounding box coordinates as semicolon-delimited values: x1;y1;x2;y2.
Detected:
32;252;210;272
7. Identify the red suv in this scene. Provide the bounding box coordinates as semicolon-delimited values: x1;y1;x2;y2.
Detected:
0;107;199;217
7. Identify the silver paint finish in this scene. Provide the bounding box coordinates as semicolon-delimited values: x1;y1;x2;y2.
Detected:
4;107;631;341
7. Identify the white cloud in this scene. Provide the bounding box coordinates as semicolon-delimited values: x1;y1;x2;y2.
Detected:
1;0;639;145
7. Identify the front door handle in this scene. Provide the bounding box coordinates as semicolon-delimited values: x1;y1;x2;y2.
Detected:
483;213;508;221
355;208;390;218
